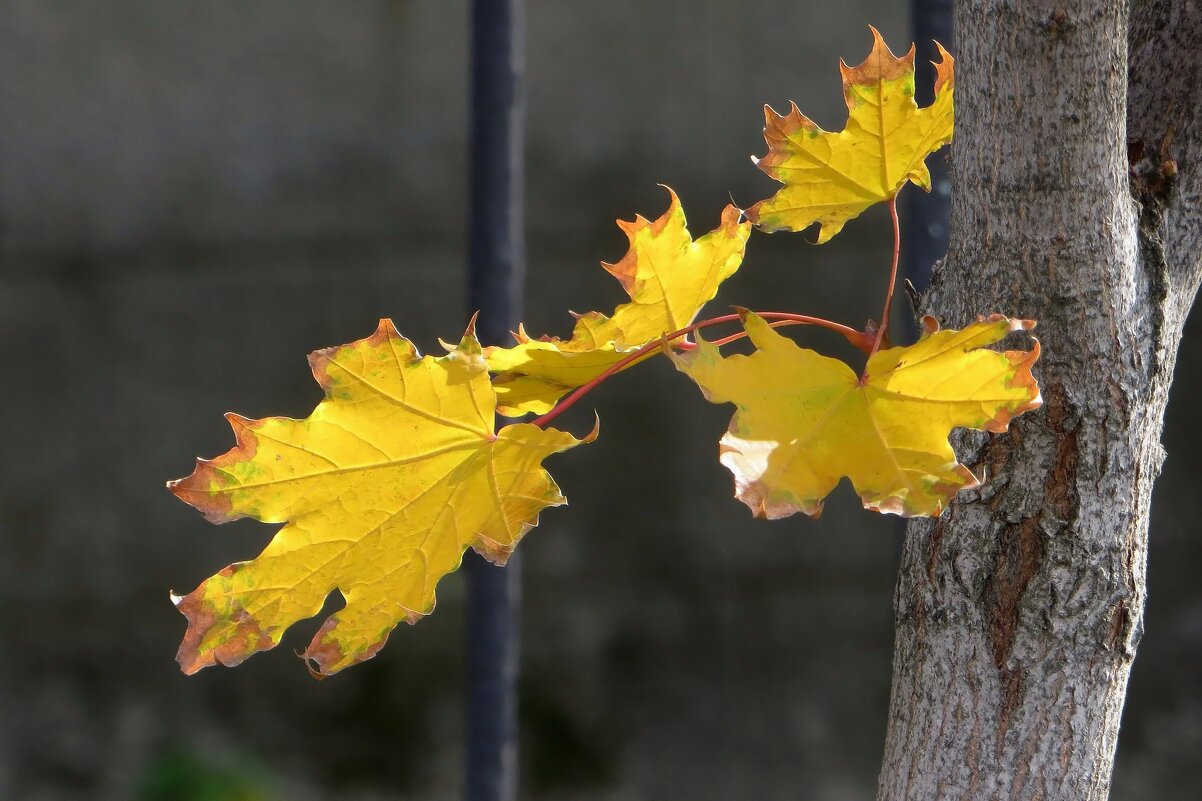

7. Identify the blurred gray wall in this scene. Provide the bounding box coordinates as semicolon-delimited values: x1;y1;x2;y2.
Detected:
1;2;1198;799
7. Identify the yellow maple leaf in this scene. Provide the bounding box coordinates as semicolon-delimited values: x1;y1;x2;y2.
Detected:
168;319;592;676
484;188;751;416
746;27;954;243
673;312;1040;518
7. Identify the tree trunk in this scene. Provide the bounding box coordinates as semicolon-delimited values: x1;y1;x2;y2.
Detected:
877;1;1202;799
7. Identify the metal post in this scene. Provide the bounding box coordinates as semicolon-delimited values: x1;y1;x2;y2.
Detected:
464;1;525;800
903;0;954;298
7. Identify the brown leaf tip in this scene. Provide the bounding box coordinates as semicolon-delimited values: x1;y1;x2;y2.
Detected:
757;103;820;157
746;104;823;220
990;339;1043;432
167;412;261;524
462;311;480;341
308;319;405;390
717;202;746;235
602;186;685;294
172;575;275;674
457;313;484;355
932;41;955;94
473;535;517;566
302;618;391;678
354;318;404;353
973;317;1043;433
982;313;1037;333
580;411;602;445
839;26;915;90
921;315;1042;435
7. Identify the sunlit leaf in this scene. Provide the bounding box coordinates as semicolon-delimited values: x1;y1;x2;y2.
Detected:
674;312;1040;518
485;188;751;415
169;320;592;676
747;27;954;242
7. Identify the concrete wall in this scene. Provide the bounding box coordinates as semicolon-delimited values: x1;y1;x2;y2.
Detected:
2;2;1198;799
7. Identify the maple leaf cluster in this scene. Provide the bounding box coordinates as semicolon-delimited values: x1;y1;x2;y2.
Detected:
168;28;1040;676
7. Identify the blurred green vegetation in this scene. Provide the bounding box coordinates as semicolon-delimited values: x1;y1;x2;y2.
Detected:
138;748;273;801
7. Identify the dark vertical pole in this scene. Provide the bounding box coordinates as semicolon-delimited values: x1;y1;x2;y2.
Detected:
903;0;954;300
465;2;525;801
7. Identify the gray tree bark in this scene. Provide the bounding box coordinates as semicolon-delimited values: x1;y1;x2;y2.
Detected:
877;1;1202;799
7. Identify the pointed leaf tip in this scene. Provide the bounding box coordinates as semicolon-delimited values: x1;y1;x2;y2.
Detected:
749;28;954;241
170;321;590;676
485;190;751;416
678;315;1041;519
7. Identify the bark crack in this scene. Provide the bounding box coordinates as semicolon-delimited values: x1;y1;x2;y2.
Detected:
984;512;1044;738
1042;383;1081;525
